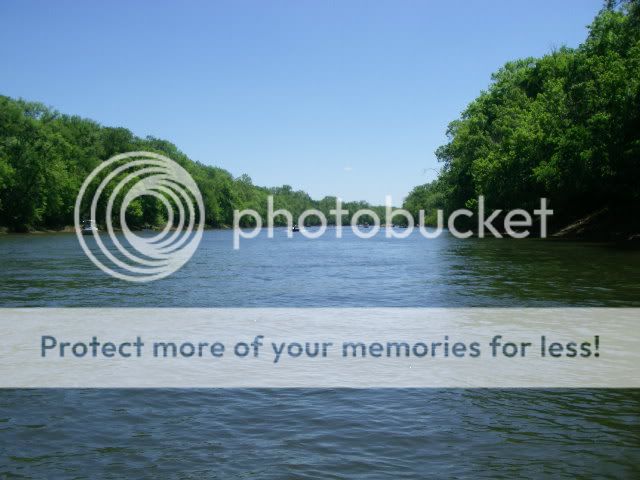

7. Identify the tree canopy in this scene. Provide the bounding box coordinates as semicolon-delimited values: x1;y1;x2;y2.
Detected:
0;96;384;231
404;0;640;230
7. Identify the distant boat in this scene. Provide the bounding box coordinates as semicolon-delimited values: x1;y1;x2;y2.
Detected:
292;224;300;232
81;220;98;235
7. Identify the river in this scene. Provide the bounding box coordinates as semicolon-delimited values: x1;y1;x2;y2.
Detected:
1;230;639;477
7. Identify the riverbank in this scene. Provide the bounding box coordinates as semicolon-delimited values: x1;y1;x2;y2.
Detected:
0;224;234;235
2;221;639;242
2;204;639;243
552;207;640;242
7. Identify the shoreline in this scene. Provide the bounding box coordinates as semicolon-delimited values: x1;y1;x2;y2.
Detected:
1;224;638;243
0;224;233;235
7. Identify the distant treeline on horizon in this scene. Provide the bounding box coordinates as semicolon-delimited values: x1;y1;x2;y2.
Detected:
0;0;638;233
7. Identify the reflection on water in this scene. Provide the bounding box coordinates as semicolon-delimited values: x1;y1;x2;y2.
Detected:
0;230;639;477
1;229;639;307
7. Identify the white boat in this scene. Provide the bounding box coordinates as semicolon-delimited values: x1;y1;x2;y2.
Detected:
81;220;98;235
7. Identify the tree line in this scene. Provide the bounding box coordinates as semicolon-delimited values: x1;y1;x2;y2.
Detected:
403;0;639;233
2;1;637;234
0;96;385;231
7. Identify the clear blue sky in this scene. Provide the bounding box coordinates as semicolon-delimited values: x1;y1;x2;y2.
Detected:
1;0;603;204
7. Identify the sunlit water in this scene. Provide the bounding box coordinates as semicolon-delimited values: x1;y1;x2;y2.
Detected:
1;230;639;477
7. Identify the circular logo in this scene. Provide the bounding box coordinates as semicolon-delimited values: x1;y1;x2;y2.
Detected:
74;151;205;282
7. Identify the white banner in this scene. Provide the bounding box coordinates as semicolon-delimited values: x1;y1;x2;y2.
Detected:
0;308;637;388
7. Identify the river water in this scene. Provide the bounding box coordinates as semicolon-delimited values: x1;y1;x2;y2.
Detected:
1;230;639;477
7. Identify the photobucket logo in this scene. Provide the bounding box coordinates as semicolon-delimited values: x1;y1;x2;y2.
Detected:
233;196;553;249
74;152;204;282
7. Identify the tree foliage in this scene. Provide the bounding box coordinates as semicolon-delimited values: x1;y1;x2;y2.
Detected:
0;96;384;230
404;0;640;227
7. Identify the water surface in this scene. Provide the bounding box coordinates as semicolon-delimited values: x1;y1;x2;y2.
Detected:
1;230;639;477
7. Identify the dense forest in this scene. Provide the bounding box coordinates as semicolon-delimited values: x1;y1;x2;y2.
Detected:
1;1;638;235
0;96;385;231
403;0;639;236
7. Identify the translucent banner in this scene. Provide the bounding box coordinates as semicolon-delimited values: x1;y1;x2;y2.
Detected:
0;308;638;388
